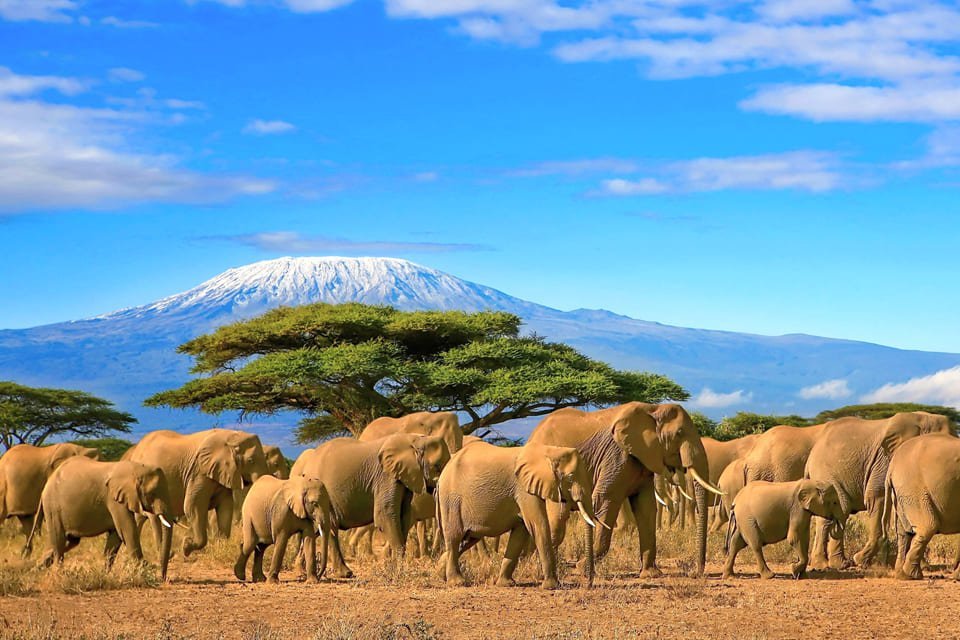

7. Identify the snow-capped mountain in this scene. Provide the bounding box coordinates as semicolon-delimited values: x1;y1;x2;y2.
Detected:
2;255;958;450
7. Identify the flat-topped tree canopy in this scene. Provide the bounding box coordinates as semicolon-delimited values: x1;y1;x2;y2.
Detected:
146;302;688;442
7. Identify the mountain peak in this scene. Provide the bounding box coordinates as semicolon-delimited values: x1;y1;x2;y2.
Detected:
97;255;547;322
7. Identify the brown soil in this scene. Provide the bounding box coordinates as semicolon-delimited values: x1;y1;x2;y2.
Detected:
3;555;960;640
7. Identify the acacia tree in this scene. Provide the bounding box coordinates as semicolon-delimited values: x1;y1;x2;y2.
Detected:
0;381;136;451
146;303;688;442
815;403;960;424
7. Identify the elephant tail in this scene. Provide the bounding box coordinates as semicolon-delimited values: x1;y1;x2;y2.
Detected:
0;470;7;521
23;500;43;559
724;507;738;555
434;479;444;548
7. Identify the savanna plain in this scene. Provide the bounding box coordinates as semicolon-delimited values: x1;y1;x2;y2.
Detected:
2;516;960;640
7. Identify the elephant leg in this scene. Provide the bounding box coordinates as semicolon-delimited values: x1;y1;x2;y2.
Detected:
545;499;571;548
855;503;883;567
234;521;256;582
328;530;354;579
417;520;429;558
902;526;934;580
576;497;618;577
722;533;746;579
827;526;849;569
182;503;210;558
742;526;773;579
809;516;830;569
61;535;81;559
215;498;234;539
788;528;809;579
268;531;290;583
497;525;531;587
521;501;558;590
16;515;33;537
252;543;267;583
894;529;910;577
443;528;467;586
631;487;661;578
302;533;318;583
104;531;122;570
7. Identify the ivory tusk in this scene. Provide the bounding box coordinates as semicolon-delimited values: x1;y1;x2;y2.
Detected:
158;514;173;529
689;467;725;496
577;508;597;529
654;490;668;507
675;484;693;501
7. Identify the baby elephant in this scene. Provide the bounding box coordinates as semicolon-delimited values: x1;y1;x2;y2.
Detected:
723;479;844;580
27;457;175;579
234;475;333;583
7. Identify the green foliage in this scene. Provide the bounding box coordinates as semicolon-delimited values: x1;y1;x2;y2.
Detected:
146;303;687;442
0;381;135;451
689;412;718;437
814;402;960;425
707;411;811;441
69;437;134;461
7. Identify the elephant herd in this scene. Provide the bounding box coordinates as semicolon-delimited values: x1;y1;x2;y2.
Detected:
1;405;958;588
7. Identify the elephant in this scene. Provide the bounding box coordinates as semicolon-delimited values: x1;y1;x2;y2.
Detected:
804;411;954;569
722;479;844;580
291;433;450;577
123;428;268;558
26;457;176;579
437;441;602;589
526;402;722;577
741;422;829;485
234;475;333;583
700;435;759;530
354;411;464;557
887;433;960;580
0;442;99;544
264;445;290;479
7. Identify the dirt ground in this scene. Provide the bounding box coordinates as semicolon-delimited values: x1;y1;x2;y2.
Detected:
4;542;960;640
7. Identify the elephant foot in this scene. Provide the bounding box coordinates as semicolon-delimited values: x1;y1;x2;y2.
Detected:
853;550;876;567
267;575;279;584
541;577;559;590
639;566;663;579
333;567;354;579
829;555;853;570
495;576;516;587
759;569;775;580
306;574;319;584
895;569;920;581
950;569;960;582
791;565;807;580
809;556;828;570
233;563;245;582
252;573;266;583
447;574;467;587
721;569;734;580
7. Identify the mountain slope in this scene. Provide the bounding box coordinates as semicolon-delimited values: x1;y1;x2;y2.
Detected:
1;256;957;448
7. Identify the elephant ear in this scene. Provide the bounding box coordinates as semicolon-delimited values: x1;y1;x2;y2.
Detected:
378;435;426;494
515;445;562;502
797;483;820;512
193;436;242;491
106;464;141;513
880;415;921;457
610;406;660;466
281;479;309;520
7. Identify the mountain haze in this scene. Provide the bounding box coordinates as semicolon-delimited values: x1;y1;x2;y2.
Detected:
2;256;957;448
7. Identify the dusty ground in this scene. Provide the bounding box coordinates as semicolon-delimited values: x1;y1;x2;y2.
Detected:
2;521;960;639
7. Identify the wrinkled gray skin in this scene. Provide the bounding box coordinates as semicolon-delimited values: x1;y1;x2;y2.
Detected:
717;459;748;527
0;443;99;545
27;457;176;580
804;412;954;569
123;428;268;558
723;479;844;580
887;433;960;580
234;476;333;583
527;402;720;577
437;442;600;589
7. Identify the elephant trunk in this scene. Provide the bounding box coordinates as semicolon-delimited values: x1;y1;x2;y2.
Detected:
317;515;330;580
160;515;173;581
694;482;707;576
584;509;595;588
681;442;710;576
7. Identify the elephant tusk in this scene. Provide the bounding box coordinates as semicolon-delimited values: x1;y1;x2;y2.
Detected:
654;490;668;507
674;484;693;501
158;514;173;529
577;508;597;529
689;467;725;496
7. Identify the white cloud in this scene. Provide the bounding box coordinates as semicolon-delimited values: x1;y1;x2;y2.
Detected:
595;151;843;196
799;379;852;400
742;82;960;123
243;119;297;135
692;388;753;409
0;67;275;214
862;366;960;407
100;16;159;28
509;157;639;178
203;0;354;13
0;0;75;22
108;67;145;83
412;171;439;182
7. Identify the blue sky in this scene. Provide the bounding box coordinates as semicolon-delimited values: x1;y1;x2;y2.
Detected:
2;0;960;352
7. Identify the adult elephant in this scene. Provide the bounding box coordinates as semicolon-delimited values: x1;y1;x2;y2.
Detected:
356;411;464;557
805;411;954;569
526;402;722;577
292;433;450;578
0;443;99;543
264;445;290;479
741;422;829;484
123;428;268;557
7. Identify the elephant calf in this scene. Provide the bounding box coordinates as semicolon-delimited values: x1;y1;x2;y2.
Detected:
723;479;843;580
27;457;176;580
437;441;602;589
235;476;333;583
